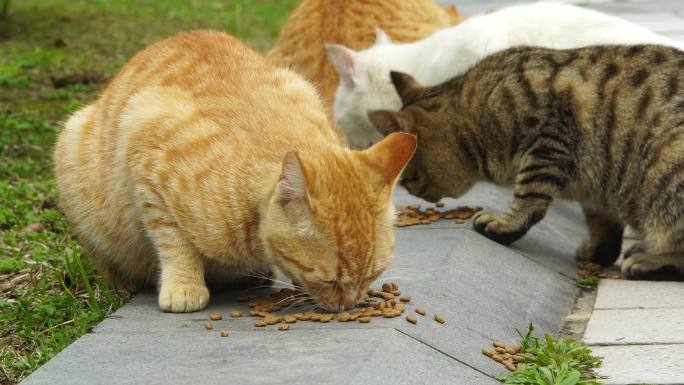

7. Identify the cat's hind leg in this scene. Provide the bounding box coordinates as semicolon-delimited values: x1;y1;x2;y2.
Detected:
621;252;684;280
622;230;684;280
576;205;623;266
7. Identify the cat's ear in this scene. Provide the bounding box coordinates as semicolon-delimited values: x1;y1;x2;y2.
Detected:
326;43;361;87
367;110;414;136
277;151;311;207
364;132;417;184
374;27;392;46
390;71;424;104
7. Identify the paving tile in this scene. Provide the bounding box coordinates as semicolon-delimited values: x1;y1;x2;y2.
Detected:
591;344;684;384
594;279;684;309
20;329;498;385
584;308;684;345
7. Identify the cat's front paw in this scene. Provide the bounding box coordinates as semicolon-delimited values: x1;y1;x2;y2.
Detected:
472;211;525;245
621;253;684;281
159;283;210;313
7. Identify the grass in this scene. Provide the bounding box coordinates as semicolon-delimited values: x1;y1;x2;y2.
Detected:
497;324;603;385
0;1;297;383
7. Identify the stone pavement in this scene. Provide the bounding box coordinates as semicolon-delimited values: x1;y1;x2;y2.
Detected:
20;184;584;385
20;1;684;384
586;280;684;384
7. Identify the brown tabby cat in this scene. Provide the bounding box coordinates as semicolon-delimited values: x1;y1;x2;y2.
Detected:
369;44;684;280
54;30;416;313
266;0;464;122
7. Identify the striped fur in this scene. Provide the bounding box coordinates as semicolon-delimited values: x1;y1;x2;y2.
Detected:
370;44;684;281
54;30;416;312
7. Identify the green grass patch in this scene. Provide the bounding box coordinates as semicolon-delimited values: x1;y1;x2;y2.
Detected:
0;1;298;383
497;324;603;385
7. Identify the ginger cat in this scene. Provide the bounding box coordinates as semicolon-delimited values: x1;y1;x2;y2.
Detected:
54;30;416;313
266;0;464;124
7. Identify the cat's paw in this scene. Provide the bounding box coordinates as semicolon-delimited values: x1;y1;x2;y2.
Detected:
621;253;683;281
576;239;621;266
472;211;524;245
159;283;210;313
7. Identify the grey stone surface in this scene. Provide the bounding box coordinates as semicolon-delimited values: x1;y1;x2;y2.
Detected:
584;308;684;345
21;185;582;385
594;280;684;309
591;344;684;384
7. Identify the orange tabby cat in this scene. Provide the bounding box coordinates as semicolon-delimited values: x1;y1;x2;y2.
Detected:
266;0;465;123
54;30;416;313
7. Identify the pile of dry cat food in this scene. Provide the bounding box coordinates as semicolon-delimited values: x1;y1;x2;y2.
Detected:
482;340;524;372
577;260;621;280
395;203;482;227
203;282;446;334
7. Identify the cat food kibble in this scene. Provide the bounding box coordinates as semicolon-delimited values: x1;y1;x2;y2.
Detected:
222;282;443;333
220;329;229;337
396;205;482;227
483;340;527;371
204;321;214;330
434;314;445;324
210;312;222;321
230;310;242;318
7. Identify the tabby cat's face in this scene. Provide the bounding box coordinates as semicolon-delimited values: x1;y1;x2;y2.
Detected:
262;133;416;311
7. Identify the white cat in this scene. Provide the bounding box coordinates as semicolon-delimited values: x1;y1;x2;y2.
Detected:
327;2;684;149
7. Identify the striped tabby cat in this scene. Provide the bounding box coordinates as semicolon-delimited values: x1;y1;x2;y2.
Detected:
370;44;684;280
54;30;416;312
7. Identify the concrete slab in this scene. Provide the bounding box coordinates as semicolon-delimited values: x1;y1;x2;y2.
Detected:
594;280;684;309
20;185;582;385
584;308;684;345
591;344;684;384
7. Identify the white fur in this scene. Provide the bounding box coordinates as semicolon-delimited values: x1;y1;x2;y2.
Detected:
329;2;684;149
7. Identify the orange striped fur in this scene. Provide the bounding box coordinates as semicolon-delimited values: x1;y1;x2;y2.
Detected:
54;30;416;312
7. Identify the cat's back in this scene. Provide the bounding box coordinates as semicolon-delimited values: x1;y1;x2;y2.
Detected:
266;0;457;110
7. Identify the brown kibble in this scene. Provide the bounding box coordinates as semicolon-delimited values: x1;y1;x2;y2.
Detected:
278;324;290;331
310;313;321;321
610;273;622;279
512;355;525;362
493;340;506;349
358;316;372;323
283;315;297;324
508;343;522;353
210;312;222;321
482;348;496;357
436;202;445;208
255;320;267;327
337;312;351;322
406;315;417;324
434;314;445;324
230;310;242;318
407;204;421;210
382;309;394;318
399;296;411;303
379;301;386;310
598;272;608;278
249;310;259;317
372;309;383;316
505;346;517;355
382;282;393;291
264;315;281;325
495;347;506;354
505;361;516;371
492;354;505;363
391;290;401;296
455;219;465;224
319;314;334;323
204;321;213;330
349;312;360;321
395;304;405;313
220;329;229;337
415;308;426;316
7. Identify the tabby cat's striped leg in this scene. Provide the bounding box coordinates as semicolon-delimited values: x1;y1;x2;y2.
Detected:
473;133;576;245
576;206;623;266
